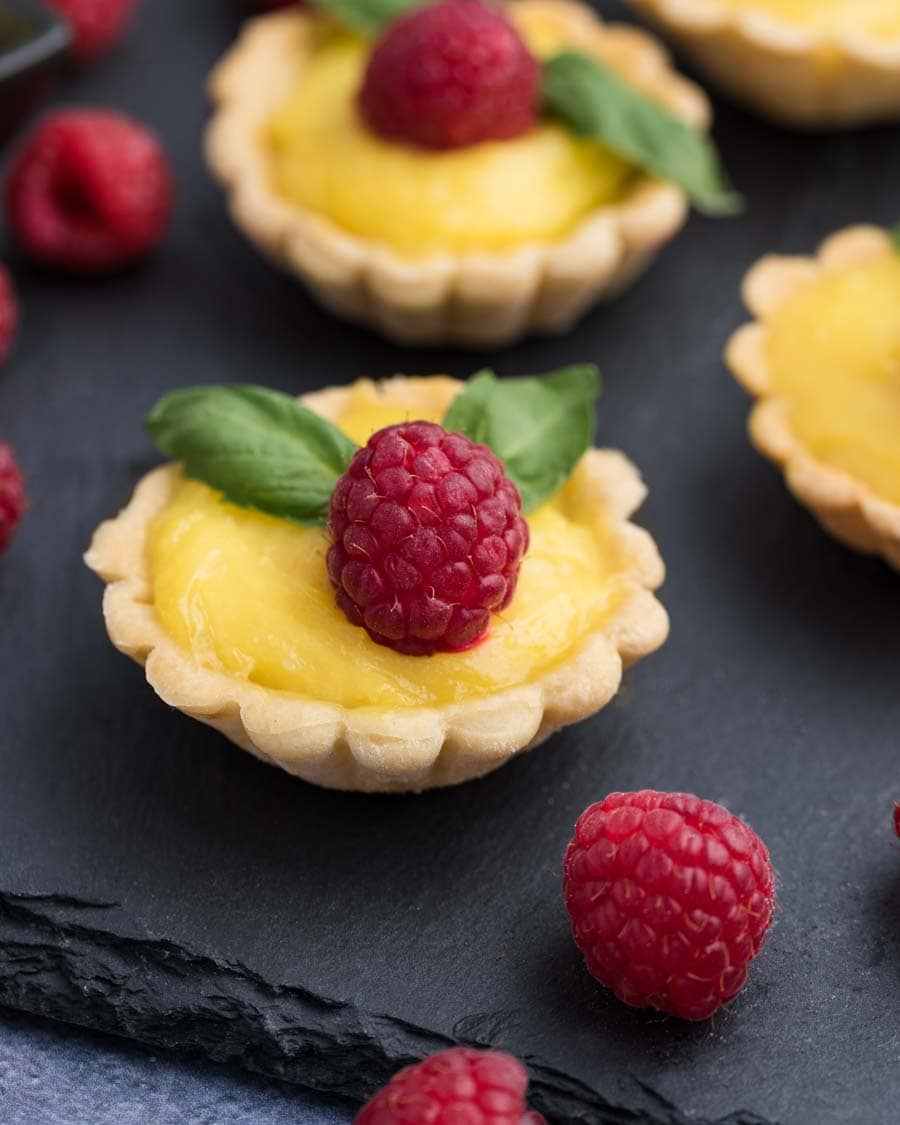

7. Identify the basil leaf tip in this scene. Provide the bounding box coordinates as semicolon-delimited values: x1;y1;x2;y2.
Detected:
542;50;743;218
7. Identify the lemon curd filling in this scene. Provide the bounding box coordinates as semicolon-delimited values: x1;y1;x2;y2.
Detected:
149;382;634;710
764;250;900;505
718;0;900;37
267;12;636;257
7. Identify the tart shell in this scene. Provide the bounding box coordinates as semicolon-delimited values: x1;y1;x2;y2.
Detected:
205;1;710;347
626;0;900;129
726;225;900;570
84;377;669;793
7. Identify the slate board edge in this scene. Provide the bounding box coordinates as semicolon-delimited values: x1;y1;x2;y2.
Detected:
0;891;772;1125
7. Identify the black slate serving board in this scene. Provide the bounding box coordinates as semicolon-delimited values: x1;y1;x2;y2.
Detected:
0;2;898;1122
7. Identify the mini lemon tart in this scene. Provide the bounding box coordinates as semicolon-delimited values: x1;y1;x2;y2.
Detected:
85;375;668;792
726;225;900;568
626;0;900;128
206;0;719;346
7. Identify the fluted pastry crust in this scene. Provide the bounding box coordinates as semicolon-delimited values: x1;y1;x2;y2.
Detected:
726;226;900;569
85;377;669;792
626;0;900;129
205;0;710;346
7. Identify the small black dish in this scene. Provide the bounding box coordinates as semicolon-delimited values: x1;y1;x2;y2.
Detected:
0;0;70;144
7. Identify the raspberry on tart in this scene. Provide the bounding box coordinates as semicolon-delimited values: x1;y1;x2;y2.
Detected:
207;0;722;345
6;109;173;274
328;421;529;654
355;1047;545;1125
359;0;541;150
86;373;668;792
564;790;776;1021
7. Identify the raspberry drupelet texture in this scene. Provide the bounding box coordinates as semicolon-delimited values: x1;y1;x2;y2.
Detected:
359;0;540;150
46;0;139;62
0;266;19;367
564;790;775;1021
354;1046;545;1125
327;421;529;655
0;443;26;554
6;110;173;275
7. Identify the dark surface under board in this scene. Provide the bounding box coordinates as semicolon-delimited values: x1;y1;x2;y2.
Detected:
0;1;898;1122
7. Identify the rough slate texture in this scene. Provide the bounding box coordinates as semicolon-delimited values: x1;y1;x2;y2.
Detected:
0;1007;355;1124
0;1;898;1123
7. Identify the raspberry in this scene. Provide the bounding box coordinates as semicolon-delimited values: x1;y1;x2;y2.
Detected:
894;803;899;839
0;266;19;367
359;0;540;150
46;0;139;62
6;110;173;275
327;421;528;655
355;1046;545;1125
564;791;776;1022
0;444;26;554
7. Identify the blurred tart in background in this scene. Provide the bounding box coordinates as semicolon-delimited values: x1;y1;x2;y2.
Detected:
726;224;900;567
626;0;900;128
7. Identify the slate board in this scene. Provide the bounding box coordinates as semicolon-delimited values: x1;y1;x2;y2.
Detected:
0;1;898;1122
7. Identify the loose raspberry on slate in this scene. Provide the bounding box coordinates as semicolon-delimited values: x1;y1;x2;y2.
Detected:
327;420;529;656
46;0;139;62
0;266;19;367
6;110;173;275
0;444;26;554
359;0;540;150
354;1046;545;1125
563;790;776;1022
894;803;899;839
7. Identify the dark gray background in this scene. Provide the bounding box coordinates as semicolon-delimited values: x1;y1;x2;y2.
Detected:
0;1;898;1122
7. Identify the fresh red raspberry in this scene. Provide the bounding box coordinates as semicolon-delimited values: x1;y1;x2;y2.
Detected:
564;791;776;1022
355;1046;545;1125
6;110;173;275
327;421;529;655
894;803;899;839
0;444;26;554
359;0;540;150
45;0;139;62
0;266;19;367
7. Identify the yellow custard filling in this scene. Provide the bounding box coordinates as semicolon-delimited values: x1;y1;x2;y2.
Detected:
718;0;900;38
765;249;900;504
268;9;636;257
149;381;635;710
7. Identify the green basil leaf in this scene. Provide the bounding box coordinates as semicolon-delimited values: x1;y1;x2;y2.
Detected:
312;0;416;33
891;222;900;254
542;50;743;217
443;366;600;513
146;385;358;526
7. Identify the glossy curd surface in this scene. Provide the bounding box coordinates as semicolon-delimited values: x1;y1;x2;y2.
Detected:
765;249;900;504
